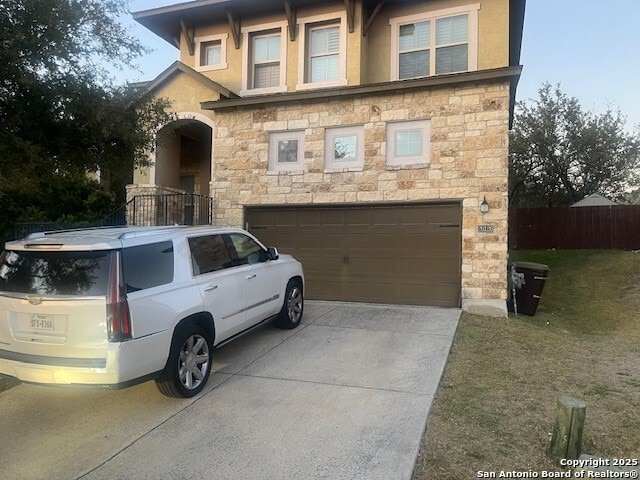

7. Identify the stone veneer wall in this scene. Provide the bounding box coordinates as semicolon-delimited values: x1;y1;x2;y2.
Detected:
210;80;511;316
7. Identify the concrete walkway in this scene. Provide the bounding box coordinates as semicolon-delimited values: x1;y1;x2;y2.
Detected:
0;301;460;480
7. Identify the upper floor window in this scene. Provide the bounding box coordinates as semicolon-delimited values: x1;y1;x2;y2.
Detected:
252;33;281;88
390;4;479;81
241;22;287;95
203;41;221;66
309;25;340;83
195;34;228;72
297;13;347;90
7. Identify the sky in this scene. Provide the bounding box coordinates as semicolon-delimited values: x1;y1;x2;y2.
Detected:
118;0;640;128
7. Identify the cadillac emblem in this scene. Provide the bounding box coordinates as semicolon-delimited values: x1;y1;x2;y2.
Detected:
27;296;43;306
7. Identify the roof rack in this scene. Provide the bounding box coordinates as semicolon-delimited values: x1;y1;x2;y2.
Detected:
117;225;187;240
25;225;128;240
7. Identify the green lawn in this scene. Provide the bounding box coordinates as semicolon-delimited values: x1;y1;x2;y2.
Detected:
414;250;640;479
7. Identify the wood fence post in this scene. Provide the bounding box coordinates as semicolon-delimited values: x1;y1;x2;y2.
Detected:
548;396;586;460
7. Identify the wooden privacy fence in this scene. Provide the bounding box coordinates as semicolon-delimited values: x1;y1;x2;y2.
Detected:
509;205;640;250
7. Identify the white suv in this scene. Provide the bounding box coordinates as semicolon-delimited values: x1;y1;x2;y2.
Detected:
0;226;304;397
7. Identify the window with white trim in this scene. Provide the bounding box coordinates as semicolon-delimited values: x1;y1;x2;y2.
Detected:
297;13;347;90
251;32;281;88
241;23;287;95
390;4;478;81
386;120;431;167
324;126;364;171
268;131;305;172
309;25;340;83
195;34;228;72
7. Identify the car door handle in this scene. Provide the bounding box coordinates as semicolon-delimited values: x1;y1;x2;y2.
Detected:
203;285;218;292
246;274;257;280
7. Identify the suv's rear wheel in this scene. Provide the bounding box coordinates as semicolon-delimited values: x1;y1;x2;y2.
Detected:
155;324;212;398
275;280;303;329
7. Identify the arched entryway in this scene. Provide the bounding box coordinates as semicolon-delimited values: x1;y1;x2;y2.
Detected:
153;113;214;196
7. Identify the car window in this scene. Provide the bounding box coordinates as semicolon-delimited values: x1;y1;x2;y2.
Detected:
0;249;112;296
121;241;174;293
188;235;234;275
226;233;269;266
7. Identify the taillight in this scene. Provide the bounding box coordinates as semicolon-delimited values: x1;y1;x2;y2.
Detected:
106;251;132;342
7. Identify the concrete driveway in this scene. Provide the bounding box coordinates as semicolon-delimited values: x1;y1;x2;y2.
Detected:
0;301;460;480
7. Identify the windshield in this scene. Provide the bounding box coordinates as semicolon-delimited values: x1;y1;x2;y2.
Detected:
0;249;113;296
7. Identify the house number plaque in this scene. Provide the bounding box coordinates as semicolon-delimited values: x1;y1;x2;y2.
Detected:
477;224;495;233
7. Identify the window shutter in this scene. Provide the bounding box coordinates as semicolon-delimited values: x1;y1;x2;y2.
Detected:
436;14;468;46
254;63;280;88
326;26;340;53
399;50;429;79
399;21;429;51
310;29;326;56
435;44;468;74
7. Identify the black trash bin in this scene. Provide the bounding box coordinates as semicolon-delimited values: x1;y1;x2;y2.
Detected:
508;261;549;316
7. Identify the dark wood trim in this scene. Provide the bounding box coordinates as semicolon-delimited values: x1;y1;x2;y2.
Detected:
363;0;387;37
344;0;355;33
202;66;522;111
284;1;297;42
179;19;195;56
226;9;241;49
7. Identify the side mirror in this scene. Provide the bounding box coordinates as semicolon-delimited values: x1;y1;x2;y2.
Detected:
267;246;279;261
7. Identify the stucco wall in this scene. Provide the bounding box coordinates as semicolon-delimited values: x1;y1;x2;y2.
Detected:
178;0;509;94
365;0;509;83
133;72;219;185
210;79;511;315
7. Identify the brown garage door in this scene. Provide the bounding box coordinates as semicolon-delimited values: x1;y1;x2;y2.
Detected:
246;204;461;307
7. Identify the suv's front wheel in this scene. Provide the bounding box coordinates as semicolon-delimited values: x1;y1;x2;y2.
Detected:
155;324;213;398
275;279;304;329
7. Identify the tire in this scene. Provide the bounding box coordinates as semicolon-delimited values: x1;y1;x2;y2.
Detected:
155;324;213;398
275;280;304;329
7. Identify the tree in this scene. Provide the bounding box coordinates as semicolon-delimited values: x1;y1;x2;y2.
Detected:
509;83;640;207
0;0;172;239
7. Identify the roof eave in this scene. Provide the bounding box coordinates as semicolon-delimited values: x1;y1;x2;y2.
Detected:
202;66;523;113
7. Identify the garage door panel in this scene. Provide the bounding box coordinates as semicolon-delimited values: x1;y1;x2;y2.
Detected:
400;208;428;226
371;209;397;226
250;211;275;228
427;206;460;224
347;209;371;225
272;211;296;226
299;211;322;226
322;210;346;226
247;204;461;307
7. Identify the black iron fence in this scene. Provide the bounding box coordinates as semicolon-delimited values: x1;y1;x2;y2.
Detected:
13;193;213;240
128;193;212;227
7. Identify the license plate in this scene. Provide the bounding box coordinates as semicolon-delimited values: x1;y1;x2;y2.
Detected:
30;314;55;331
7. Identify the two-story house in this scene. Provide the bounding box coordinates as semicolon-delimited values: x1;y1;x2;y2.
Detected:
131;0;526;317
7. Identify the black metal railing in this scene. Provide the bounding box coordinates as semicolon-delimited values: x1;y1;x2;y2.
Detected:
128;193;213;227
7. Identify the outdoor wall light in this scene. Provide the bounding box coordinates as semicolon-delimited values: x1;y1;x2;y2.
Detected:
480;197;490;214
